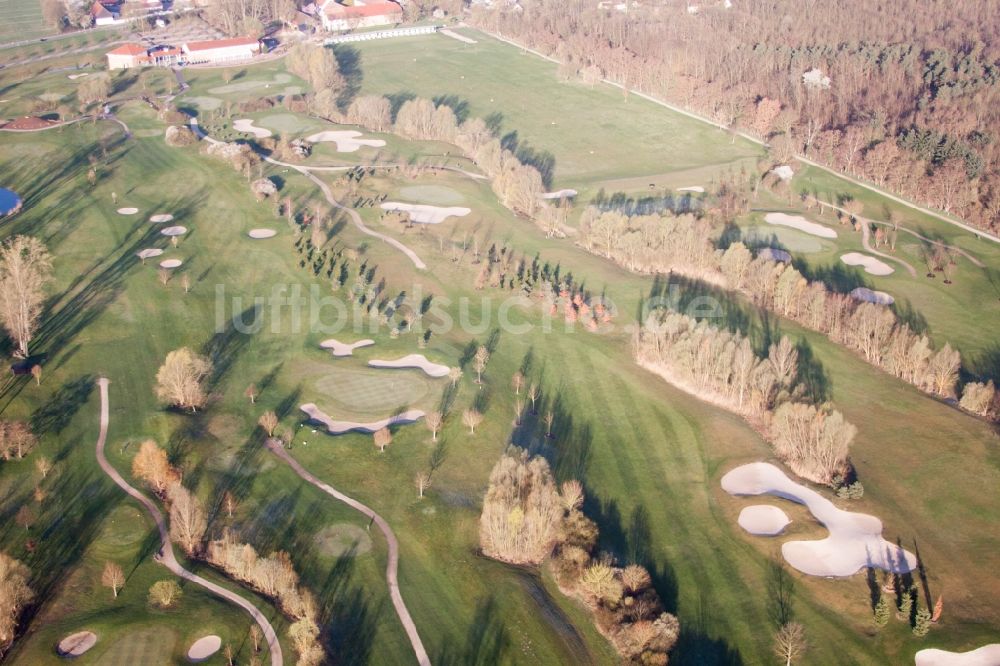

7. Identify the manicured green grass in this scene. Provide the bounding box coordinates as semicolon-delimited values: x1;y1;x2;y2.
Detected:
0;0;48;43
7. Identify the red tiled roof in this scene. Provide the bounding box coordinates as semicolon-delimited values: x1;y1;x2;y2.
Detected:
91;1;115;17
108;43;147;56
324;0;402;19
184;36;260;52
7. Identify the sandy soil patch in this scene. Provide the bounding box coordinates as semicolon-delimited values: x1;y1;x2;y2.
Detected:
306;130;386;152
398;185;465;206
722;462;918;576
368;354;450;377
159;259;183;268
841;252;894;276
757;248;791;263
440;28;477;44
320;338;375;357
136;249;163;260
208;74;291;95
161;226;187;237
764;212;837;239
915;645;1000;666
541;189;577;200
300;403;424;434
233;118;272;138
738;505;791;535
381;202;471;225
248;228;277;239
117;207;138;215
187;635;222;662
773;165;795;181
677;186;705;193
850;287;894;305
57;631;97;657
313;523;373;557
149;214;174;223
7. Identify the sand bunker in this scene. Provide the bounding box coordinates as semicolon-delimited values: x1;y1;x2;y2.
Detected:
159;259;182;268
773;165;795;181
764;213;838;239
306;130;386;152
248;228;277;239
757;248;792;263
314;523;373;557
300;403;424;435
161;226;187;237
320;338;375;357
722;462;918;576
187;635;222;662
67;73;89;80
57;631;97;657
381;202;471;224
149;214;174;223
117;207;138;215
738;505;791;536
368;354;449;378
841;252;894;276
136;248;164;259
677;186;705;193
850;287;894;305
541;189;577;200
915;645;1000;666
233;118;272;138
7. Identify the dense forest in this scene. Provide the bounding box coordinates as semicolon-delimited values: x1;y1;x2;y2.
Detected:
471;0;1000;231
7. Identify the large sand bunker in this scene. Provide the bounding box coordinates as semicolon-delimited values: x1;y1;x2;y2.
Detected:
306;130;386;152
161;226;187;237
541;189;577;200
233;118;272;138
738;505;791;536
381;202;471;224
137;249;163;260
57;631;97;657
300;403;424;435
850;287;894;305
915;645;1000;666
117;207;138;215
764;213;837;239
722;462;918;576
368;354;449;377
159;259;183;268
187;635;222;662
248;228;277;239
149;214;174;223
841;252;894;276
677;186;705;193
320;338;375;357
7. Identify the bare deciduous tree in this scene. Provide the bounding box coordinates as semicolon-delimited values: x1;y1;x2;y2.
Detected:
425;411;442;441
448;367;462;386
0;235;53;358
132;440;178;495
474;346;490;384
773;622;807;665
245;384;258;403
30;365;41;386
0;552;33;648
415;471;432;498
512;371;524;395
463;409;483;435
155;348;212;412
102;561;125;598
258;411;279;437
148;580;182;608
373;427;392;453
34;456;52;479
167;483;207;556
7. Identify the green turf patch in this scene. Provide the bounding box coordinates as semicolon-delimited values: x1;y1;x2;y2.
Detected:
740;225;828;253
181;96;224;111
312;367;429;414
208;74;292;95
397;185;465;206
93;627;177;664
257;113;322;135
313;523;373;557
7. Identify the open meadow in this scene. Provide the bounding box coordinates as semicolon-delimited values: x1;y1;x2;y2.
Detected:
0;22;998;666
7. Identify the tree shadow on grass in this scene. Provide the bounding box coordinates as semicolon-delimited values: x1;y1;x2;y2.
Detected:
30;374;95;435
434;595;510;666
317;548;386;665
201;304;260;392
331;45;362;111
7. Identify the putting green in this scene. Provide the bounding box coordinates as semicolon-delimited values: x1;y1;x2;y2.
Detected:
257;113;321;135
313;523;373;558
208;73;292;95
181;96;224;111
313;368;429;414
397;185;465;206
93;628;176;664
740;225;828;253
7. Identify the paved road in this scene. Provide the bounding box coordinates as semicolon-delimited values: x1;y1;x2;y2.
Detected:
94;378;284;666
265;438;431;666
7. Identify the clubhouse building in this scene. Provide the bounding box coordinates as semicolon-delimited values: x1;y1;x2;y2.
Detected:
106;36;262;69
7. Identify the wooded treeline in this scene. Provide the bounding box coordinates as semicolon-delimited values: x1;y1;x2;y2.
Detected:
634;310;855;485
578;206;996;415
471;0;1000;231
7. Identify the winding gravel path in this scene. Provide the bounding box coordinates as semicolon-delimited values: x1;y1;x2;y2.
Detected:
93;378;283;666
189;118;428;270
265;438;431;666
